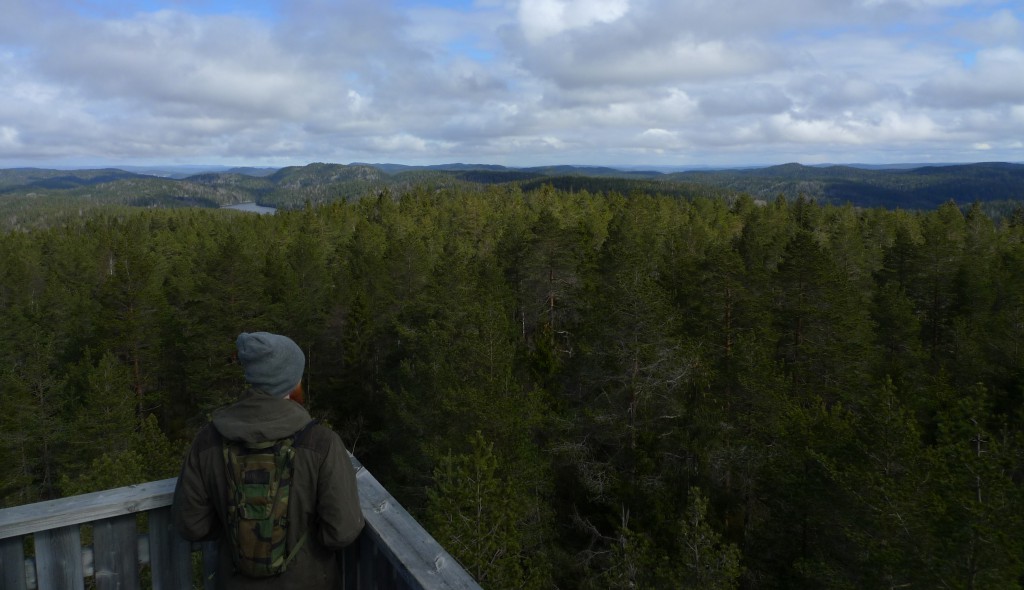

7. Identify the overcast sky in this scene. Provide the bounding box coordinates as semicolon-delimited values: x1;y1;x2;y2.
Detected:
1;0;1022;168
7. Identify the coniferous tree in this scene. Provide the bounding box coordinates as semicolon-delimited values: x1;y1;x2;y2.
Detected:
425;431;547;588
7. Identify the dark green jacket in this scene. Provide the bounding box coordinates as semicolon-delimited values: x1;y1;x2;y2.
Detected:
173;389;364;589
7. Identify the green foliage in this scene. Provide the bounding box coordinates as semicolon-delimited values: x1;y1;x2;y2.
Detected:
2;181;1023;589
668;488;743;590
425;432;544;588
590;488;742;590
666;162;1024;210
61;414;184;496
6;161;1024;232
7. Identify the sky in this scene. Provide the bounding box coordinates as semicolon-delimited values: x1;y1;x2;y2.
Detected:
0;0;1022;169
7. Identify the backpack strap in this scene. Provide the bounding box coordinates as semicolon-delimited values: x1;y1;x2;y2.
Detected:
292;419;319;445
282;530;308;570
276;419;318;568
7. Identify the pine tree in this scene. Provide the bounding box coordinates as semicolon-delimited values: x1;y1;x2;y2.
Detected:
425;432;540;588
925;383;1024;588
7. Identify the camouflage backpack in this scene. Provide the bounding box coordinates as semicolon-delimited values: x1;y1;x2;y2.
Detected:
221;421;316;577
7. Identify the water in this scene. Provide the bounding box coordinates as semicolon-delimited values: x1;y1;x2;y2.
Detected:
222;202;277;215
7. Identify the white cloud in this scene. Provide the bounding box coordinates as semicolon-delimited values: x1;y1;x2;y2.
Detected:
765;110;943;146
872;111;943;142
347;90;369;114
648;89;700;122
518;0;630;43
366;134;433;153
0;126;19;149
916;47;1024;108
0;0;1022;167
36;11;331;119
861;0;991;8
987;9;1024;42
699;84;792;116
526;37;786;89
768;114;865;145
960;9;1023;45
636;128;682;150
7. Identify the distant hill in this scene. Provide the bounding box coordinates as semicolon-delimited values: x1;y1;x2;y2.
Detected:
112;165;241;178
270;162;383;187
224;167;279;177
3;161;1023;231
0;168;152;191
361;162;517;175
521;165;664;179
667;162;1024;208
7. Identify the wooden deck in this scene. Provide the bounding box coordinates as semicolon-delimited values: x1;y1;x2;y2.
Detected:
0;458;482;590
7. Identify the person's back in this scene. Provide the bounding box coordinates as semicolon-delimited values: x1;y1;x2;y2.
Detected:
173;332;364;589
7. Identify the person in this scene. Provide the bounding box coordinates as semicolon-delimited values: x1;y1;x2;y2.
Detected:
173;332;364;589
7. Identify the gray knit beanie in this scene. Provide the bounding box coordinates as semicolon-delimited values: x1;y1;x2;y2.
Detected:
236;332;305;397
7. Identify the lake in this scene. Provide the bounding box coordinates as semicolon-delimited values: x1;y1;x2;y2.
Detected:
222;202;277;215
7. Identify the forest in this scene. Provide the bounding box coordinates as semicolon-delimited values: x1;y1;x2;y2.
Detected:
4;161;1024;232
1;180;1023;589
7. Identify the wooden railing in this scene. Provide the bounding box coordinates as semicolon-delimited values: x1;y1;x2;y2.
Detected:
0;458;482;590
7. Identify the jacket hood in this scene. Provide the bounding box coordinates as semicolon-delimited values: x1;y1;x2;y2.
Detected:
212;388;312;443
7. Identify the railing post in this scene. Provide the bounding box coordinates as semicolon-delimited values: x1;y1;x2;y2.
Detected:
148;507;192;590
34;525;85;590
93;514;139;590
0;536;28;590
200;540;219;590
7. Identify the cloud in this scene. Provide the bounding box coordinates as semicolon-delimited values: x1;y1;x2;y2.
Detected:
0;126;19;150
699;85;792;117
364;133;436;153
511;0;798;89
785;73;907;119
536;37;786;88
29;11;343;121
0;1;46;44
0;0;1022;167
761;110;945;148
959;9;1023;45
518;0;630;43
636;128;683;150
916;47;1024;108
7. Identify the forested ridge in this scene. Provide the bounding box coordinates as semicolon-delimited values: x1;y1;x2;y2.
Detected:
3;161;1024;232
2;183;1024;589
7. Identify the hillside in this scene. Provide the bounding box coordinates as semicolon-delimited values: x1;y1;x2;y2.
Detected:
3;161;1024;231
668;162;1024;208
0;168;149;191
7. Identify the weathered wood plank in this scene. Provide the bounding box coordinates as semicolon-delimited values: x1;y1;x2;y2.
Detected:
148;507;192;590
339;533;363;589
0;536;28;590
351;458;482;590
0;479;176;540
200;540;219;590
1;459;481;590
374;537;398;590
34;525;85;590
338;535;352;588
93;514;139;590
359;531;375;589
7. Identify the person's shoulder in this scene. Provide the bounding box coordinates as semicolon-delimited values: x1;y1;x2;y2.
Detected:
190;422;222;452
294;421;344;455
